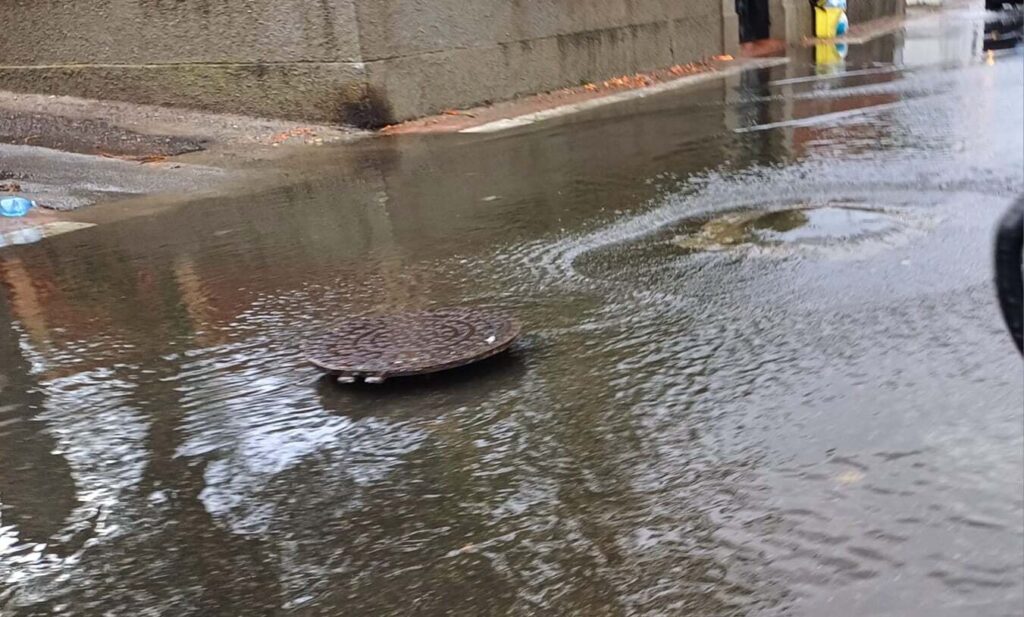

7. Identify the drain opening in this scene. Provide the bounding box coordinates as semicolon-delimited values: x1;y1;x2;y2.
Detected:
672;204;900;252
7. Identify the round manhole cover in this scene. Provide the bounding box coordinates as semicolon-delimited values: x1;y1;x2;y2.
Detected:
305;308;521;383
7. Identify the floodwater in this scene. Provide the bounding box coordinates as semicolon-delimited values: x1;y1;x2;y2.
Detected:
2;8;1022;617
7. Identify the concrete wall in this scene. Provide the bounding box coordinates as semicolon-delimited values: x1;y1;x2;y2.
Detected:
0;0;729;127
0;0;376;124
357;0;726;121
758;0;905;44
0;0;363;64
762;0;903;42
768;0;816;42
848;0;907;24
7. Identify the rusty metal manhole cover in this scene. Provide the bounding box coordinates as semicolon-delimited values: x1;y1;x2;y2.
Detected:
306;308;521;384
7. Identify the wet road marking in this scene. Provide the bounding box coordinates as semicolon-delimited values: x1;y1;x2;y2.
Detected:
768;66;903;87
0;221;96;248
733;101;903;133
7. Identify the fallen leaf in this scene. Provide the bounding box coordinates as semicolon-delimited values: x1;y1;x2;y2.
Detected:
269;127;317;144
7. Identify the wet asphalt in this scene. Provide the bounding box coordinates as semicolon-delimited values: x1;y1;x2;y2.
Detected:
0;6;1022;617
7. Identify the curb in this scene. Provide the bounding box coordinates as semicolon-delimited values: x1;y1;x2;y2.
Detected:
459;58;790;135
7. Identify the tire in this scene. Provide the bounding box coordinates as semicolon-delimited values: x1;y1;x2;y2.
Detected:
994;195;1024;354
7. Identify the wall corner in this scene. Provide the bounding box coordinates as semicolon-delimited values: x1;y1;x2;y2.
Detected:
722;0;741;56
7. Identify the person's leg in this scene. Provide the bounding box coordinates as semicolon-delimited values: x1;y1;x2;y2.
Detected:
737;0;750;43
751;0;772;40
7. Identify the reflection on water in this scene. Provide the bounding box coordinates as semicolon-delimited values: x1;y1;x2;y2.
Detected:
0;9;1022;617
316;352;529;420
751;206;899;243
0;288;78;552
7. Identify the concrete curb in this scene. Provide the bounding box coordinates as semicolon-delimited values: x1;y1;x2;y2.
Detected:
459;57;789;135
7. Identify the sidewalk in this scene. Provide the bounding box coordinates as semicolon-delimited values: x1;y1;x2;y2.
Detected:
0;89;364;244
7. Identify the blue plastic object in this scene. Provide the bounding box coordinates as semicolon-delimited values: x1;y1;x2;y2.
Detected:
836;13;850;36
0;197;34;218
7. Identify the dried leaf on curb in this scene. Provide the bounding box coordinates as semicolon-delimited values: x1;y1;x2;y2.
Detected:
96;150;174;163
269;127;317;144
668;63;701;76
0;182;22;192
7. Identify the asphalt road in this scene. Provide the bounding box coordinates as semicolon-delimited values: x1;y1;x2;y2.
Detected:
0;6;1021;617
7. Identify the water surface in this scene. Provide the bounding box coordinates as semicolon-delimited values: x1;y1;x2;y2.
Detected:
1;10;1022;617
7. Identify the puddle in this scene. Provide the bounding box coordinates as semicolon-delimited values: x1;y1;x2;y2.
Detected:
672;205;902;252
0;111;204;157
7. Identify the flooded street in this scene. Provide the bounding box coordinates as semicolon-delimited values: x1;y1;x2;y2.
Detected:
1;7;1022;617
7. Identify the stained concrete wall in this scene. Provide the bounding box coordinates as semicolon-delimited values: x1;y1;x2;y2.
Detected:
0;0;730;126
0;0;363;64
765;0;904;43
357;0;726;121
849;0;907;23
0;0;372;124
769;0;816;42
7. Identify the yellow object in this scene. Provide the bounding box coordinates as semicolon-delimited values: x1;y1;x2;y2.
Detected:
814;6;845;38
815;43;845;65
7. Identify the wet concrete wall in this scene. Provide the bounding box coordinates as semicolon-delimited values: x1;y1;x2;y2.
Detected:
761;0;903;43
765;0;901;42
357;0;727;121
0;0;730;127
769;0;816;43
0;0;371;124
849;0;907;23
0;0;362;64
